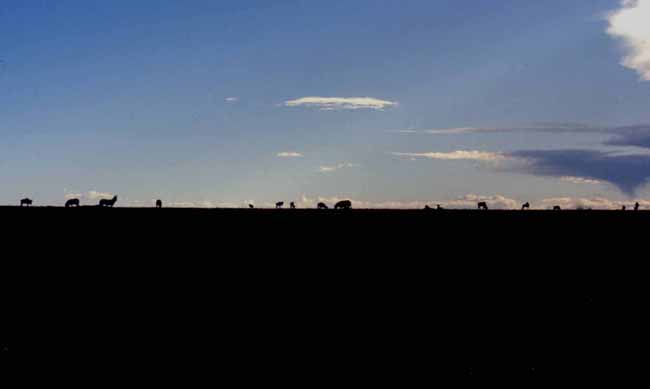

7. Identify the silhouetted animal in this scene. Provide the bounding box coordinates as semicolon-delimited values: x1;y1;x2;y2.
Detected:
65;199;80;208
276;202;284;209
334;200;352;210
317;202;329;209
156;199;163;208
478;202;488;210
249;204;255;209
521;202;530;210
635;202;640;211
290;202;296;209
622;205;626;211
424;205;431;210
20;198;32;207
437;205;444;210
553;206;562;211
99;195;118;208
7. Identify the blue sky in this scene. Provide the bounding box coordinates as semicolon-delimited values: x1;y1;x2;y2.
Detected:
2;0;650;208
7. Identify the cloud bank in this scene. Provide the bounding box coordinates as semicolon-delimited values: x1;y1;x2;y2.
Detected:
285;97;398;111
607;0;650;80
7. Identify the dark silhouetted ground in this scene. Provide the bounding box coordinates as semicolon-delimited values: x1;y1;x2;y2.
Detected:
2;207;646;382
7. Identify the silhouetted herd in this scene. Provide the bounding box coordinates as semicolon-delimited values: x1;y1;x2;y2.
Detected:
13;197;644;211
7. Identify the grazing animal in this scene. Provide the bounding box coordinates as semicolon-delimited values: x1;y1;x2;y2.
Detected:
290;202;296;209
635;202;640;211
424;205;431;210
317;202;329;210
156;199;163;208
477;202;488;210
334;200;352;210
65;199;80;208
521;202;530;210
249;204;255;209
20;198;32;207
553;206;562;211
276;202;284;209
99;195;118;208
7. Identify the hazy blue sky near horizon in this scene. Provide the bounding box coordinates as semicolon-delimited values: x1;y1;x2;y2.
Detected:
2;0;650;208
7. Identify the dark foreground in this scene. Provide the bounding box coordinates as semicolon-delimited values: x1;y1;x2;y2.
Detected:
2;207;647;382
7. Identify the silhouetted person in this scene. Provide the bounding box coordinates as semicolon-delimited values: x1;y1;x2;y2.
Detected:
553;206;562;211
290;202;296;209
65;198;80;208
156;199;163;208
99;195;118;208
249;204;255;209
334;200;352;210
477;202;488;210
521;202;530;210
317;202;329;209
635;202;640;211
20;198;32;207
276;202;284;209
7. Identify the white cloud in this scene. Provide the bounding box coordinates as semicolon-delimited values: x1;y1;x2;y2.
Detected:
87;191;114;200
277;152;304;158
284;97;398;111
560;176;603;185
319;163;359;173
391;150;507;162
225;97;239;102
607;0;650;80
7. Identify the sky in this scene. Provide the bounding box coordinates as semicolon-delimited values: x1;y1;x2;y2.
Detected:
2;0;650;209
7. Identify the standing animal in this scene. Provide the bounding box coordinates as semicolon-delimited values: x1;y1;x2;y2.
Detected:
290;202;296;209
276;202;284;209
156;199;163;208
521;202;530;210
99;195;118;208
436;205;444;210
317;202;329;209
424;205;431;210
249;204;255;209
635;202;640;211
334;200;352;210
553;206;562;211
20;198;32;207
477;202;488;210
65;198;80;208
622;205;627;211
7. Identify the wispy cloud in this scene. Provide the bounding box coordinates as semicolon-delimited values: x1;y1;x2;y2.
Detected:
225;97;239;102
392;150;508;162
391;123;602;135
560;176;603;185
319;163;359;173
277;152;304;158
284;97;398;111
607;0;650;81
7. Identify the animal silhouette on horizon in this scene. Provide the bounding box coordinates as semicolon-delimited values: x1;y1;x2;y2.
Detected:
521;202;530;210
334;200;352;210
437;205;444;210
99;195;118;208
275;202;284;209
424;205;431;210
65;198;80;208
20;198;32;207
477;202;488;210
635;202;640;211
290;202;296;209
622;205;626;211
249;204;255;209
317;202;329;209
156;199;162;208
553;206;562;211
